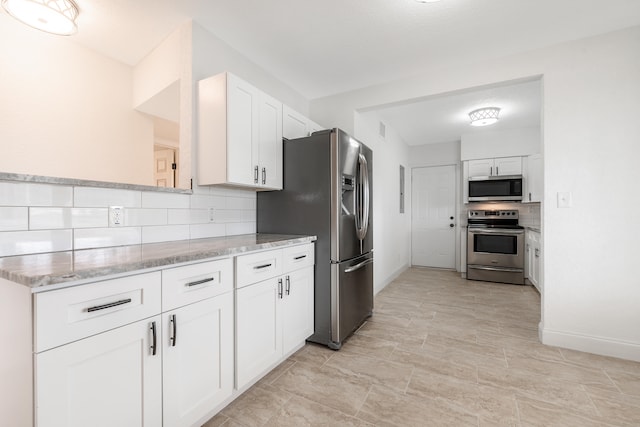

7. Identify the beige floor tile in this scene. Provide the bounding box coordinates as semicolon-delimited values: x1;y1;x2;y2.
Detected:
263;395;374;427
357;384;479;427
516;396;607;427
220;383;291;426
324;351;414;392
270;362;372;416
407;370;518;425
479;364;600;417
200;268;640;427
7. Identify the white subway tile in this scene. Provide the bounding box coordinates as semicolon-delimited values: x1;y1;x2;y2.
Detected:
189;209;210;224
214;209;244;223
74;227;141;250
0;207;28;231
242;210;256;222
74;187;141;208
141;225;190;244
124;209;168;226
226;222;256;235
141;192;190;209
0;182;72;207
226;197;246;209
30;208;109;230
0;229;72;256
167;209;191;225
189;194;215;209
190;223;226;240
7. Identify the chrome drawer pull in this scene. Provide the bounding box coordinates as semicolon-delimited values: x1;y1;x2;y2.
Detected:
150;321;157;356
86;298;132;312
254;263;272;270
186;277;214;287
293;255;307;260
170;314;177;347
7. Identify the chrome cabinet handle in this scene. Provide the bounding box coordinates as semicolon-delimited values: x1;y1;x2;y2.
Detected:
294;255;307;260
254;166;259;184
496;166;499;175
345;257;374;273
262;167;266;185
170;314;177;347
186;277;214;287
285;276;291;295
529;192;532;201
490;166;493;176
150;321;157;356
86;298;132;312
278;278;283;299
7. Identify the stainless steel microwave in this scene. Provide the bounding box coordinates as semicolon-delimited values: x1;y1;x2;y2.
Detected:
468;175;523;202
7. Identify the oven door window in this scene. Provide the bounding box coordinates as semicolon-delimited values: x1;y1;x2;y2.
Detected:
474;234;518;255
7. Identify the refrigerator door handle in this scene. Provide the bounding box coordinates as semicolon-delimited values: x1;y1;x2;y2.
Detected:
355;153;370;243
344;257;374;273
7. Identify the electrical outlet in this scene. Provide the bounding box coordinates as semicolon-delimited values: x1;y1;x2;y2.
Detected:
208;207;215;222
109;206;124;226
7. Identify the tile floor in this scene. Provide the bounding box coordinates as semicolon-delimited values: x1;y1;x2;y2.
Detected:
203;267;640;426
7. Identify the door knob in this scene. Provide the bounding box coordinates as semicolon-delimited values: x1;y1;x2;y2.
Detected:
450;216;454;220
449;224;455;228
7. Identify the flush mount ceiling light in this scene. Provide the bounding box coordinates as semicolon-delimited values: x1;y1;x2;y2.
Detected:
1;0;79;35
415;0;442;3
469;107;501;126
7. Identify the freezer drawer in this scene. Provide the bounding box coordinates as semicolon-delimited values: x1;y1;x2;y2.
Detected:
330;252;373;348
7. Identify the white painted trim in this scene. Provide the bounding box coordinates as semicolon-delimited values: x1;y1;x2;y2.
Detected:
375;263;410;296
541;327;640;362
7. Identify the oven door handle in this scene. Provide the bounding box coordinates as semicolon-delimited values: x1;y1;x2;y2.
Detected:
468;228;524;235
467;265;523;273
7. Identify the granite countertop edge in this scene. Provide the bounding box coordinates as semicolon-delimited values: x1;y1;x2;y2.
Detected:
526;226;542;233
0;234;316;289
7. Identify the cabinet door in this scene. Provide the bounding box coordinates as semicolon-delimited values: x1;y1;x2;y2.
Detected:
283;105;308;140
527;154;543;202
163;293;233;427
236;277;282;389
494;156;522;176
467;159;494;177
227;74;259;186
36;317;162;427
282;267;314;355
258;92;283;190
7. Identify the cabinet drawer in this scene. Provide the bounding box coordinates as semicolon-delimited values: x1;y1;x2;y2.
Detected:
35;272;161;352
283;243;315;272
236;249;283;288
162;258;233;311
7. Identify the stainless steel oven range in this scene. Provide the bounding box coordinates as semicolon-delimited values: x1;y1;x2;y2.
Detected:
467;209;524;285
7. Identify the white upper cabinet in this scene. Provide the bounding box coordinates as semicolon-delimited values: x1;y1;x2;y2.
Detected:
523;154;543;203
282;105;325;140
198;72;283;190
467;156;522;178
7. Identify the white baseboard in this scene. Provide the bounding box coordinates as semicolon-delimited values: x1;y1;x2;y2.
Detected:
540;326;640;362
374;263;410;295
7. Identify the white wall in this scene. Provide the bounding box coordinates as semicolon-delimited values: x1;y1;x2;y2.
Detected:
0;14;154;186
461;127;540;160
311;26;640;361
355;112;412;294
409;141;461;167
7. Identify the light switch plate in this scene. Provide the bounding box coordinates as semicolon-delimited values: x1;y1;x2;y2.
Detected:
557;192;572;208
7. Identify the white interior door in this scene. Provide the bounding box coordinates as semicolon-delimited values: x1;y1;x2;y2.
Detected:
411;165;457;269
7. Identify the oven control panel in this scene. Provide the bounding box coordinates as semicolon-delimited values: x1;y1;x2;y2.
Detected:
468;210;519;219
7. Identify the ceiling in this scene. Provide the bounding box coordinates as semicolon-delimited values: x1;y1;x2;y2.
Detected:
374;79;542;146
6;0;639;145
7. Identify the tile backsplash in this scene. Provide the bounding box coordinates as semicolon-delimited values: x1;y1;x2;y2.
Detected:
0;180;256;257
462;202;541;228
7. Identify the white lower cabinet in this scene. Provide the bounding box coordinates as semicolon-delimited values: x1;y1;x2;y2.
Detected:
162;293;234;427
26;243;313;427
35;316;163;427
235;244;315;390
526;230;542;292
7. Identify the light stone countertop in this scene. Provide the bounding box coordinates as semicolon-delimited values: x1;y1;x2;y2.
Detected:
0;234;316;289
527;226;541;233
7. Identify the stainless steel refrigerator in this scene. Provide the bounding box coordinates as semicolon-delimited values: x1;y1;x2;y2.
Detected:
257;128;373;349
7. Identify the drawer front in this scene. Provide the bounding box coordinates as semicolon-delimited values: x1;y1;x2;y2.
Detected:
236;249;283;288
283;243;315;272
35;272;161;352
162;258;233;311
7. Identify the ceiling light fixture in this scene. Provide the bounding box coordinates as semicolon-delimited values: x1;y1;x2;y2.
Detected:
469;107;500;126
1;0;79;36
415;0;442;3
